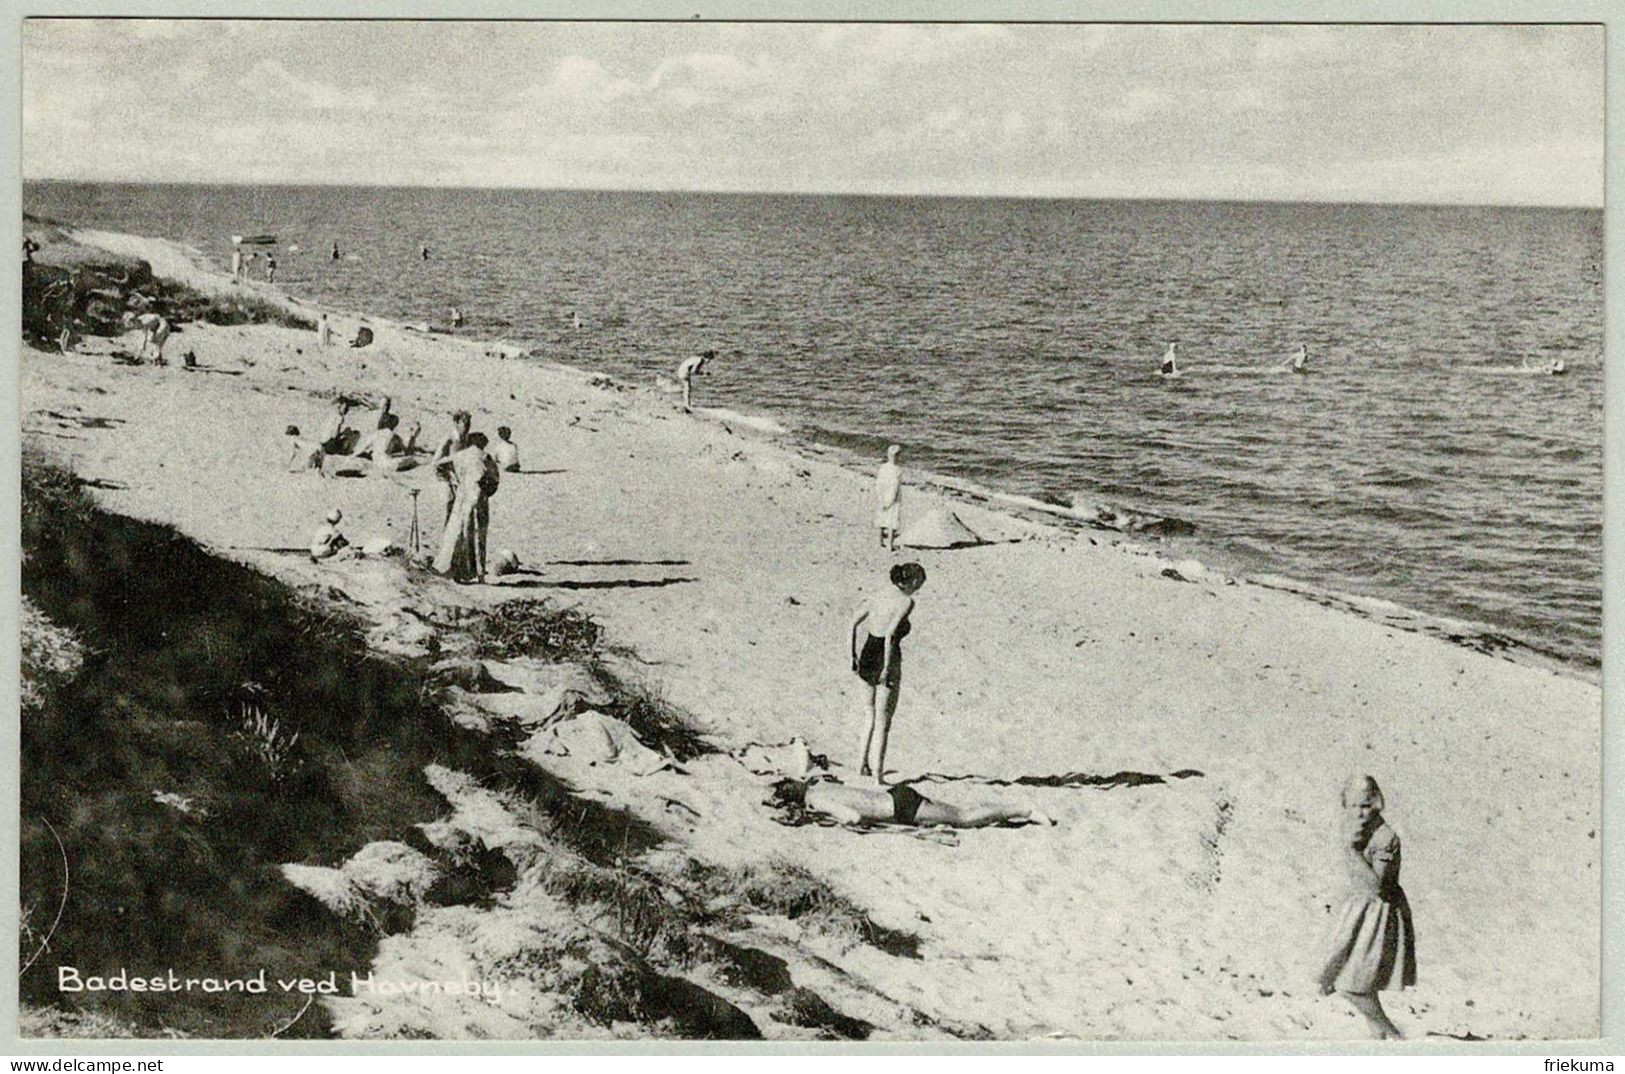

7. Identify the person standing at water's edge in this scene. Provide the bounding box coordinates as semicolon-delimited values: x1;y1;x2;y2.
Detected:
676;349;714;411
875;444;904;552
851;562;926;785
1160;342;1180;377
230;244;243;284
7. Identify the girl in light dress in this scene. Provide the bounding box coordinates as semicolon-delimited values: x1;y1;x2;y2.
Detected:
1316;774;1417;1039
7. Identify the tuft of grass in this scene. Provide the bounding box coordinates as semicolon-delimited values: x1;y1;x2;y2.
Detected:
698;859;921;958
146;276;314;331
593;672;713;763
20;1004;189;1040
470;600;603;664
232;694;303;783
21;597;85;716
536;855;701;963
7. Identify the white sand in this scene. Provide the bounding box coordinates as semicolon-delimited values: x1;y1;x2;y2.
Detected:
20;229;1601;1040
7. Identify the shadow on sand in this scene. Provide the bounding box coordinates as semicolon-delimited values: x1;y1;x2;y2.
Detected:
907;769;1204;790
489;576;697;591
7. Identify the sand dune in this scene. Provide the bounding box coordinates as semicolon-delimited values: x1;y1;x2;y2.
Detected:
18;229;1600;1040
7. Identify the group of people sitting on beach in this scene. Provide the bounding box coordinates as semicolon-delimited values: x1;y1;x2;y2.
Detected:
294;388;523;585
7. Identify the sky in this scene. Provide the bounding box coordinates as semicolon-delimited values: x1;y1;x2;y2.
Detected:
20;20;1606;207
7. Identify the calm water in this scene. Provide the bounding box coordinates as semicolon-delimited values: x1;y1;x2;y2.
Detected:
24;182;1604;668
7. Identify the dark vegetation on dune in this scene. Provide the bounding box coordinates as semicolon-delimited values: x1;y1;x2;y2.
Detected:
21;214;311;353
20;456;907;1040
18;456;667;1037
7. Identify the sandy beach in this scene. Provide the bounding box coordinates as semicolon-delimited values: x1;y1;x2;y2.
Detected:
20;227;1601;1041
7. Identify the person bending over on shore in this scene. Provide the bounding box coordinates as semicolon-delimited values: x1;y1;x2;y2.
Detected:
1316;774;1416;1040
874;445;904;552
493;426;521;472
676;349;713;411
769;778;1052;829
850;562;926;784
285;425;326;474
131;311;172;364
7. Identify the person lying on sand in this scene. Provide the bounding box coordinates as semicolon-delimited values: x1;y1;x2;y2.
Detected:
1316;774;1416;1040
851;562;925;784
284;425;326;474
769;777;1052;829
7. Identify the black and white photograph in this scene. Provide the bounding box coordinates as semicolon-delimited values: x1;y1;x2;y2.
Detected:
11;14;1609;1049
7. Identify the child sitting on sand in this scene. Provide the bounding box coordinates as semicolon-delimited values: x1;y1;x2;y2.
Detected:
492;426;520;472
1316;774;1416;1039
768;778;1052;829
310;508;349;562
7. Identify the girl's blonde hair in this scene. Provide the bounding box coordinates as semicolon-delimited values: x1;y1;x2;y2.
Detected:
1341;774;1384;810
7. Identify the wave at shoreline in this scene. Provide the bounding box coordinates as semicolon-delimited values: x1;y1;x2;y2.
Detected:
54;221;1598;681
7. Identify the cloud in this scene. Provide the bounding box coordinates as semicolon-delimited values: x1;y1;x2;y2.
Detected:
647;52;778;108
237;58;377;111
548;55;639;102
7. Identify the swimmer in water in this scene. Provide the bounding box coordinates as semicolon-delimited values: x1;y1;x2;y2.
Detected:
1160;342;1180;377
1291;344;1309;373
1549;358;1568;375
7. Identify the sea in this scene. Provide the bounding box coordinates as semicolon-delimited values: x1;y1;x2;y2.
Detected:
22;182;1605;671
